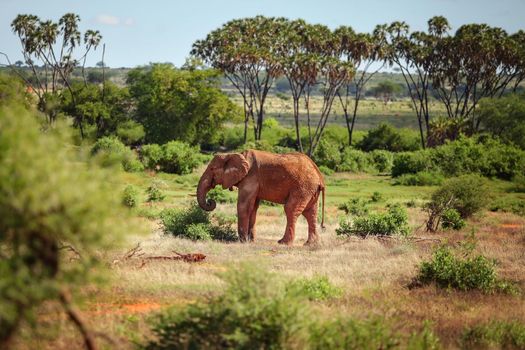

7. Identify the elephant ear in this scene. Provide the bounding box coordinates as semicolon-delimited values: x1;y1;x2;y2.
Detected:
222;153;250;189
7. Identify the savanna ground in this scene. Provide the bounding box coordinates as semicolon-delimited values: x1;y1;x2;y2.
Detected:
12;167;525;349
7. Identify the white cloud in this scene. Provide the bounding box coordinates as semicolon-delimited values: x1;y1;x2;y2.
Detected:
95;14;135;27
95;14;120;26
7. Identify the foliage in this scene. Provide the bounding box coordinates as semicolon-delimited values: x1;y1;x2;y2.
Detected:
318;165;334;176
370;191;383;202
0;104;126;345
478;93;525;150
160;141;204;175
146;180;166;202
127;63;239;146
313;138;342;170
144;265;309;349
0;73;32;108
160;203;237;242
392;151;432;177
338;147;372;172
370;150;394;173
91;136;143;172
461;320;525;349
489;197;525;217
116;120;145;145
417;244;516;293
286;275;342;301
336;204;410;238
511;174;525;193
392;171;444;186
358;123;420;152
140;144;163;170
338;198;369;216
122;185;140;208
425;175;489;231
440;208;465;230
207;187;235;204
309;318;401;350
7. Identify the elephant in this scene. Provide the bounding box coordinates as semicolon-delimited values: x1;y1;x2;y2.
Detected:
197;149;325;245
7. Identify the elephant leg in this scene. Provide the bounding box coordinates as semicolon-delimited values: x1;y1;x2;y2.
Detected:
248;199;260;242
237;193;257;242
278;196;308;245
303;192;320;245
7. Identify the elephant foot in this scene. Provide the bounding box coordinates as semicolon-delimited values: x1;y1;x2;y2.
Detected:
278;238;293;245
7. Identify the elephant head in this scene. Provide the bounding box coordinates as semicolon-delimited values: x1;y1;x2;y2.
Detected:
197;153;250;211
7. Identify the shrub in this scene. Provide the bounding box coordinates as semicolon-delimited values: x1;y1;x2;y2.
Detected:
144;265;309;349
146;181;166;202
336;204;410;238
185;223;212;241
417;244;516;293
338;148;371;172
318;165;334;176
116;120;145;145
140;144;163;170
207;187;235;204
91;136;144;172
461;320;525;349
370;191;383;202
161;141;203;175
160;203;237;242
338;198;369;216
370;150;394;173
392;171;444;186
489;197;525;217
441;208;465;230
122;185;140;208
391;150;432;177
287;275;342;301
358;123;420;152
511;174;525;193
309;318;400;350
425;175;489;231
313;138;341;170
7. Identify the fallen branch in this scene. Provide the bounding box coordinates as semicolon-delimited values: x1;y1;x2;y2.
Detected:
138;252;206;268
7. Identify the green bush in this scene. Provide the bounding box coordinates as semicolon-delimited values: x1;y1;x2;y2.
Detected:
441;208;465;230
207;187;235;204
392;171;444;186
287;275;342;301
489;197;525;217
461;320;525;349
0;104;127;344
318;165;334;176
161;141;203;175
338;148;372;172
417;244;515;293
116;120;145;145
309;318;399;350
370;150;394;173
430;175;489;218
392;151;432;177
313;138;341;170
140;144;163;170
146;180;166;202
358;123;420;152
160;203;237;242
336;204;410;238
511;174;525;193
144;265;309;349
338;198;369;216
122;185;140;208
91;136;143;172
370;191;383;202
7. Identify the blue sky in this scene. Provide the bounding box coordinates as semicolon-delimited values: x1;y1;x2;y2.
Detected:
1;0;524;68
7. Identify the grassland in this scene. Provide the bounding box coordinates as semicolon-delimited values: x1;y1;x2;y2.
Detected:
11;167;525;349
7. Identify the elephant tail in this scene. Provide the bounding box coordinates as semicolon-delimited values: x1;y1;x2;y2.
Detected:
320;185;325;229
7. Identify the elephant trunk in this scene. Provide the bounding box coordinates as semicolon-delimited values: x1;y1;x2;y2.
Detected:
197;169;216;211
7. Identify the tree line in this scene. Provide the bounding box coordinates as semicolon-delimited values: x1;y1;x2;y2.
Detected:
192;16;525;152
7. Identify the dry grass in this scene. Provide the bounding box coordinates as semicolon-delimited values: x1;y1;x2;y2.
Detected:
11;174;525;350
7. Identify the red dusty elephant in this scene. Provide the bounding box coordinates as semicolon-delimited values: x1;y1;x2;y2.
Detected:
197;149;325;245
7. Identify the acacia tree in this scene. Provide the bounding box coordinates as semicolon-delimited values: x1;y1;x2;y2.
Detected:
191;16;285;142
431;24;525;132
4;13;101;135
378;17;450;148
334;27;386;146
